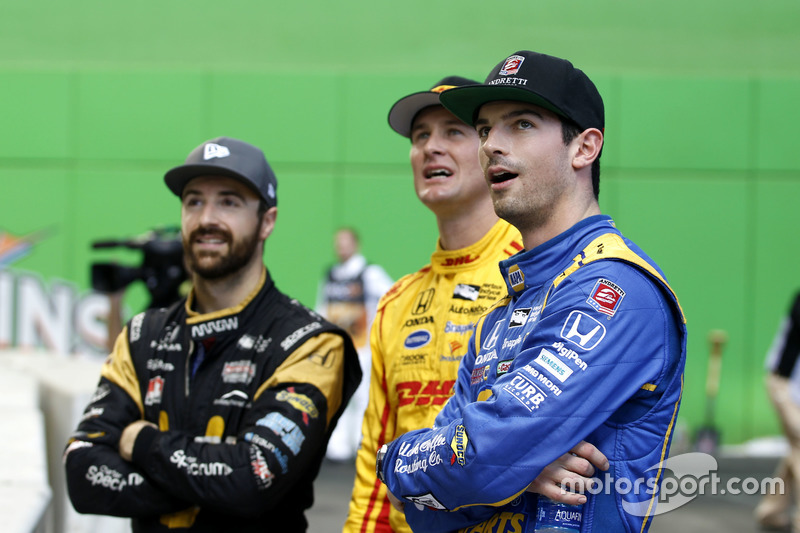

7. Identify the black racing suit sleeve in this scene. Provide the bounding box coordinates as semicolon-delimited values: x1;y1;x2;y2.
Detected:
63;330;190;517
127;332;348;517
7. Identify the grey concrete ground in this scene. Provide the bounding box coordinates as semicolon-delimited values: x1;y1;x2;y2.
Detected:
307;455;787;532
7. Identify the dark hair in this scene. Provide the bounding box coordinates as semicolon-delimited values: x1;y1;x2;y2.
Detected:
561;119;601;200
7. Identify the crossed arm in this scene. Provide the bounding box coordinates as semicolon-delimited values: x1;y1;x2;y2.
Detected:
384;440;609;512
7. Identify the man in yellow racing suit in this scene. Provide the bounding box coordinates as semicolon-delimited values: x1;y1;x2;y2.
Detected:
344;76;523;533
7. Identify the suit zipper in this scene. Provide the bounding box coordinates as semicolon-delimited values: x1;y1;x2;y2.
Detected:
185;339;194;398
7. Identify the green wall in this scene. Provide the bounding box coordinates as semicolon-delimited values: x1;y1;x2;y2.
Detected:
1;0;799;445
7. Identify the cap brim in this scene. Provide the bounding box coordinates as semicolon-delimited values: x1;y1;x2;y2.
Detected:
164;164;258;198
387;92;446;138
440;85;567;127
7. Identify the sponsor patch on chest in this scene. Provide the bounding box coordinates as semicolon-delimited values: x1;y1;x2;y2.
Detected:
144;376;164;406
453;283;481;301
404;330;432;349
221;360;256;384
471;365;491;385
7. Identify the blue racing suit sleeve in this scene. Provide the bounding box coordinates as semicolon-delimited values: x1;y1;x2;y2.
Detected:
413;328;500;531
380;261;678;532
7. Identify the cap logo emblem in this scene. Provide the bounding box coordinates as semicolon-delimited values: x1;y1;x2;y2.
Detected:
203;143;231;160
499;55;524;76
430;84;457;94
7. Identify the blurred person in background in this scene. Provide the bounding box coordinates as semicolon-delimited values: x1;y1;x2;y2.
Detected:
317;227;393;462
756;290;800;531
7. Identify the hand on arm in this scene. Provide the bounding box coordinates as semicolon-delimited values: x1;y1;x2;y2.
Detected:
386;489;405;512
526;441;609;505
119;419;158;461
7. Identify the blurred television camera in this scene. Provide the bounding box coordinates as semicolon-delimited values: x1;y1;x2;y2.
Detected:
91;227;188;309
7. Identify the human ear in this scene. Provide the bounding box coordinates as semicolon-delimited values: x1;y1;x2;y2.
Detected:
572;129;603;170
259;207;278;241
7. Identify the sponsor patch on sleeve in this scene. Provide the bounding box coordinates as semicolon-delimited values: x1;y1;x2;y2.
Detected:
256;413;306;455
276;390;319;420
534;348;573;383
560;310;606;350
407;492;448;511
450;425;469;466
63;439;93;462
90;383;111;403
504;374;547;411
249;446;275;490
587;279;625;317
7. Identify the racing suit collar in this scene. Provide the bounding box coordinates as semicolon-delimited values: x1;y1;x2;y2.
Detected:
498;215;615;295
430;219;513;275
185;267;270;321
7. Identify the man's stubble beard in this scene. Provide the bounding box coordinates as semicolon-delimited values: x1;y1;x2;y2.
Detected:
488;153;571;236
491;177;568;236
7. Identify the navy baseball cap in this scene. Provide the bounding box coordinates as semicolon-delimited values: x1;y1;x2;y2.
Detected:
439;51;604;132
388;76;480;138
164;137;278;208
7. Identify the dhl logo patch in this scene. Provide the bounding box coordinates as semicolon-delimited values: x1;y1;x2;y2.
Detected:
396;380;455;406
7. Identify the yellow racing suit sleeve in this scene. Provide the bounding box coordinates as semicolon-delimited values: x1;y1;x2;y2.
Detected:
254;331;346;428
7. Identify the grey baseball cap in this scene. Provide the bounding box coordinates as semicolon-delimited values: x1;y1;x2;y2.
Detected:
164;136;278;208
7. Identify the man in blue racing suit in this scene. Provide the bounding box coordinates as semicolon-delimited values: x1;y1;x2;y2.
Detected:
376;50;687;533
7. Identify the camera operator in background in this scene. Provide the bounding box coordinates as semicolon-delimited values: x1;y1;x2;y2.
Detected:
91;227;190;351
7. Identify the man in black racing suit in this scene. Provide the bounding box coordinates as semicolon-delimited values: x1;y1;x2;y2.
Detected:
63;136;361;532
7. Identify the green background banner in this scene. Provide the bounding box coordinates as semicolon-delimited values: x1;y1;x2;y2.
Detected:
1;0;799;445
